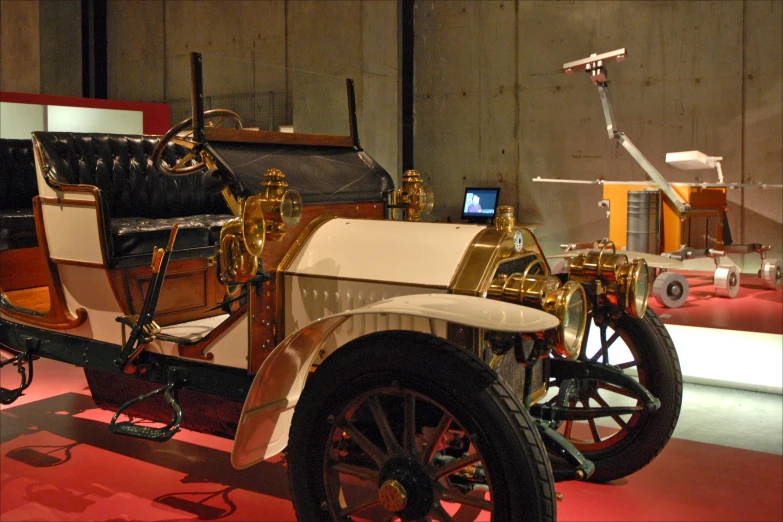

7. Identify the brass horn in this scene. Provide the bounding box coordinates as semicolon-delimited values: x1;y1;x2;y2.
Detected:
218;196;266;284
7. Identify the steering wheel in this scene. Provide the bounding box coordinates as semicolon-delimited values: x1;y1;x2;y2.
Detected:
153;109;243;176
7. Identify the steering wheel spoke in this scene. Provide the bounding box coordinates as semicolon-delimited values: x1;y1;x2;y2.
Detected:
152;109;242;177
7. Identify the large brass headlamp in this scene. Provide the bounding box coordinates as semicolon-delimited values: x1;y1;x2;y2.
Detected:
564;243;649;318
487;261;587;359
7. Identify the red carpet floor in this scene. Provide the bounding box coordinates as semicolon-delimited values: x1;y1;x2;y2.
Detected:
648;270;783;335
2;361;782;521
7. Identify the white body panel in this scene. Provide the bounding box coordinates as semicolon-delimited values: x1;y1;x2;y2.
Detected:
231;293;559;469
286;219;485;287
42;202;104;264
285;275;448;359
59;265;124;343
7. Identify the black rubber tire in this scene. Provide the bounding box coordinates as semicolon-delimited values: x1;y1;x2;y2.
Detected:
287;331;556;522
580;308;683;482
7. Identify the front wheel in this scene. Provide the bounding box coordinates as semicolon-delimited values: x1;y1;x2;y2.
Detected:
549;308;682;482
287;331;556;522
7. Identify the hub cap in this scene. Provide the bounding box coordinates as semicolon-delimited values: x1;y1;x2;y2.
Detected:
378;479;407;512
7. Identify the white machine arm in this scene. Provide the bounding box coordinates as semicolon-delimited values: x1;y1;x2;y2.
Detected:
563;49;690;214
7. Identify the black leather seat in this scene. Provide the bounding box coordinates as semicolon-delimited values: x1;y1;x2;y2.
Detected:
33;133;232;267
0;139;39;251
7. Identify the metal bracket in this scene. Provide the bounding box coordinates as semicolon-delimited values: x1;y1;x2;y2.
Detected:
0;337;40;405
107;366;187;442
547;357;661;412
536;421;595;482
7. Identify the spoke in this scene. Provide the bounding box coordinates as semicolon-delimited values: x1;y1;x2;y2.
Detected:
171;136;197;148
591;392;628;429
563;419;573;439
207;116;226;128
430;501;457;522
329;462;380;483
587;416;602;443
338;497;381;517
339;419;388;467
617;361;637;370
436;488;492;512
403;391;416;453
591;328;620;363
422;412;453;464
172;150;197;170
366;395;402;454
597;382;640;400
432;453;482;480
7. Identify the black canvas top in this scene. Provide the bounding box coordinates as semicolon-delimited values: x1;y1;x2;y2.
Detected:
210;142;394;204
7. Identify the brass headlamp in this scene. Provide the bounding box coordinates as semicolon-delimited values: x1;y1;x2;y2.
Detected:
564;242;649;319
387;169;434;221
217;168;303;284
487;260;588;359
258;168;303;240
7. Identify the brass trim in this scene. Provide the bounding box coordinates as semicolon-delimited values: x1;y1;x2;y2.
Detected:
449;226;550;297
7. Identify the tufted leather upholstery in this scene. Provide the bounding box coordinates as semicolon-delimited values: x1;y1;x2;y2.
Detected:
33;132;232;266
0;139;39;251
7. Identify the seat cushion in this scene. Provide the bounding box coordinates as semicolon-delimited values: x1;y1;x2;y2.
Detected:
111;214;233;259
0;209;38;251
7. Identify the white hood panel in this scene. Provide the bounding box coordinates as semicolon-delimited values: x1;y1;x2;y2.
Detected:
286;219;486;288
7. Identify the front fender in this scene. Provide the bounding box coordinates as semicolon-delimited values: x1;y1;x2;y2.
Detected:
230;293;558;469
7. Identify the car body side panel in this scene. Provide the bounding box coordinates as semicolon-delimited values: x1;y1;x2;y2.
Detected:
231;293;560;469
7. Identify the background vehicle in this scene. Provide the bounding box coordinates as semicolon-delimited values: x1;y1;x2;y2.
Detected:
0;52;681;521
535;48;783;308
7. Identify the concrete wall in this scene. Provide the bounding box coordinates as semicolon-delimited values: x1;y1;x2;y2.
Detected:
39;0;81;97
413;0;782;265
105;0;401;181
0;0;41;93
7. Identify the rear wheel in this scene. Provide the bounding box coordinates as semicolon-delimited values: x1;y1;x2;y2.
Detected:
549;309;682;482
287;331;556;521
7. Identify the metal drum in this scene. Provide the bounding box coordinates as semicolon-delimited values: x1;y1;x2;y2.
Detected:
626;189;661;254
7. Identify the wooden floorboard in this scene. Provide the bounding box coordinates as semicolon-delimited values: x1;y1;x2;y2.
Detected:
4;286;50;314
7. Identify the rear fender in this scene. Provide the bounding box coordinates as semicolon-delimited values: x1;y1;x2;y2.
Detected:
230;293;558;469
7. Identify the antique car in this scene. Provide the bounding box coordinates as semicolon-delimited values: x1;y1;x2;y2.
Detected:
0;53;682;521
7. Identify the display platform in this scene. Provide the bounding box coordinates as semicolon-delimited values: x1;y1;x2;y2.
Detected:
1;359;781;521
648;270;783;335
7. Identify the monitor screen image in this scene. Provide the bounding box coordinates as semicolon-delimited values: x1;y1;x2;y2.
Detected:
461;188;500;220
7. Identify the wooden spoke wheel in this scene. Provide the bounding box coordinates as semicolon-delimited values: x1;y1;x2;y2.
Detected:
548;309;682;482
287;331;556;521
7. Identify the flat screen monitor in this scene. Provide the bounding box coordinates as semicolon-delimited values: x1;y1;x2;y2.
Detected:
461;187;500;222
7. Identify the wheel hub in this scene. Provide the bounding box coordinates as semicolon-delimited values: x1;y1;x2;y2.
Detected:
378;456;433;519
378;479;407;512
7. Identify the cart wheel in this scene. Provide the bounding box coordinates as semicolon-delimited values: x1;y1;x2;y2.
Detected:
287;331;556;522
760;259;782;290
714;264;740;298
652;272;689;308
